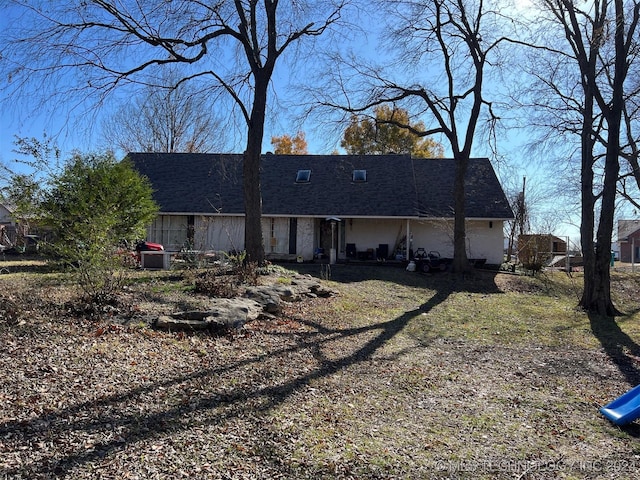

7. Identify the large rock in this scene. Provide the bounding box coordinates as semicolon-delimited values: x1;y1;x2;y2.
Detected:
153;274;337;333
290;275;335;298
244;284;298;313
154;297;262;333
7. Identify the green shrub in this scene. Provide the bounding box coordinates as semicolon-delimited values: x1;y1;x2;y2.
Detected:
40;152;158;304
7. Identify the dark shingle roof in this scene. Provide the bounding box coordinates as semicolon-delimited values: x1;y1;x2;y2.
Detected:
127;153;245;214
127;153;513;219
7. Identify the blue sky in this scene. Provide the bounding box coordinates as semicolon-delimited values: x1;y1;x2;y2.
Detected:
1;103;580;243
0;1;583;244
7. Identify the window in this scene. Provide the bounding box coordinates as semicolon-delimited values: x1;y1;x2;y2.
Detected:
352;169;367;182
296;169;311;183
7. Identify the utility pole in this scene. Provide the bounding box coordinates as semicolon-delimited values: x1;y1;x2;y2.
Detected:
516;176;527;238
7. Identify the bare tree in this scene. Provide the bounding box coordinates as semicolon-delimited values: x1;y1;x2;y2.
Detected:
619;73;640;208
0;135;61;245
525;0;640;317
102;71;227;154
317;0;509;273
1;0;348;264
505;177;530;262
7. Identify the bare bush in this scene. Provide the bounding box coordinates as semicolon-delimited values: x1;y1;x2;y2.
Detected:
0;296;20;324
193;268;242;298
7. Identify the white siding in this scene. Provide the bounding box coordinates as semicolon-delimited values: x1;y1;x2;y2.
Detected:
147;215;189;251
410;219;504;264
146;214;504;264
465;220;505;264
411;220;455;258
297;218;315;260
342;219;405;257
344;218;504;264
262;217;289;254
195;216;244;253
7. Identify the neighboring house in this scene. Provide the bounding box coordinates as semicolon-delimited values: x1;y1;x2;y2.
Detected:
0;203;17;247
128;153;514;265
518;234;572;268
0;202;14;225
517;234;567;257
618;220;640;263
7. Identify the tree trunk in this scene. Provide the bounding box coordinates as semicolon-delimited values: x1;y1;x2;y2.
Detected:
582;136;621;317
577;94;620;317
580;0;625;318
578;87;597;312
506;229;515;263
242;77;268;265
583;188;618;318
451;154;470;273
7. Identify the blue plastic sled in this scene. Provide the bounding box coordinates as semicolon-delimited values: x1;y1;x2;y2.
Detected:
600;384;640;425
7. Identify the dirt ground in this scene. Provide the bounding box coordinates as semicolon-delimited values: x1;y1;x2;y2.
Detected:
1;262;640;479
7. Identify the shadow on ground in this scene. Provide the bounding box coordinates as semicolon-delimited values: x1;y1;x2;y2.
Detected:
590;313;640;388
0;266;488;478
287;262;503;294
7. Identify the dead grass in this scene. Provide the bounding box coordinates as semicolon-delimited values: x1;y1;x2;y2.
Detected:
2;260;640;479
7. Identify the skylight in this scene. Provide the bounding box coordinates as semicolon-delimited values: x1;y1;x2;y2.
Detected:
352;169;367;183
296;169;311;183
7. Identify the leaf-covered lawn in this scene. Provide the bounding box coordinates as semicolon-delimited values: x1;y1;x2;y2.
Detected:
2;263;640;479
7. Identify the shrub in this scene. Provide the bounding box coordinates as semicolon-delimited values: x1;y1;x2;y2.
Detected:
192;256;260;298
194;268;242;298
0;297;20;324
237;261;259;286
518;235;553;275
40;152;158;304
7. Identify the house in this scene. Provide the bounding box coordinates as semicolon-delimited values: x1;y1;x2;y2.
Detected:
0;202;45;245
0;203;17;248
128;153;514;265
517;234;567;257
618;220;640;263
0;202;14;225
517;234;572;268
